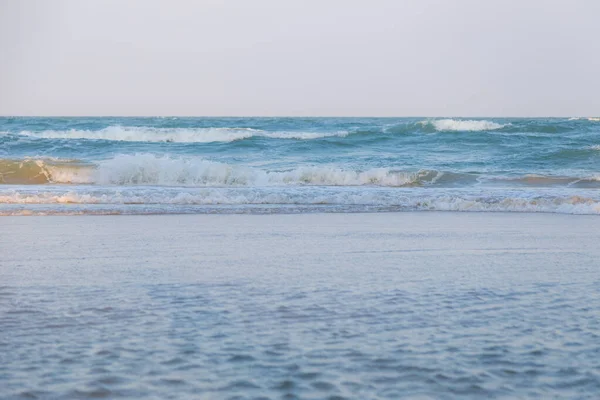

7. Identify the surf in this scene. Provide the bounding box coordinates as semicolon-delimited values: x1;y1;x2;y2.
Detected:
418;119;508;131
15;126;349;143
2;154;599;188
2;186;600;215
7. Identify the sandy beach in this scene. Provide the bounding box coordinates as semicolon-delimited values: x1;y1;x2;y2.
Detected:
2;212;600;398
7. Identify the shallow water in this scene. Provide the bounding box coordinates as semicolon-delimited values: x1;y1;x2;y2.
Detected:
1;213;600;399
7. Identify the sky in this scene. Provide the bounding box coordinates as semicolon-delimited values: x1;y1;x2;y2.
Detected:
1;0;599;117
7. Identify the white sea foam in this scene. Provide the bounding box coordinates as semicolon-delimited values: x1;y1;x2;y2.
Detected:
5;154;599;189
91;154;421;187
18;126;348;143
422;119;506;131
4;155;600;191
568;117;600;122
2;187;600;215
10;154;421;186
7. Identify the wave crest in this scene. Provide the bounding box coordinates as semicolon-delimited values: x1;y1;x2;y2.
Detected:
17;126;348;143
569;117;600;122
0;155;429;187
94;154;425;187
420;119;506;131
2;155;599;188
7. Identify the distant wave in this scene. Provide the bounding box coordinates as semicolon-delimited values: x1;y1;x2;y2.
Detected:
420;119;507;132
569;117;600;122
16;126;349;143
10;119;592;144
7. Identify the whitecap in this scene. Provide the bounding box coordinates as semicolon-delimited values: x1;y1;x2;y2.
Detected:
421;119;506;131
18;126;348;143
91;154;421;187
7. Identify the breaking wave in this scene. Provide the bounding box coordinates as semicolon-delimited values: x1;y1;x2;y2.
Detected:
569;117;600;122
2;155;600;188
420;119;507;131
16;126;349;143
0;155;433;187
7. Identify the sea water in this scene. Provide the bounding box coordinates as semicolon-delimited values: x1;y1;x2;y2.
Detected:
1;117;600;215
1;213;600;399
2;118;600;399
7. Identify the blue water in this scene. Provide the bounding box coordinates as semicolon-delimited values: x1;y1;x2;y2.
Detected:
1;117;600;214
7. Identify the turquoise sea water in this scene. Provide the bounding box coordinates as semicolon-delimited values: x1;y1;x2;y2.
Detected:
1;117;600;215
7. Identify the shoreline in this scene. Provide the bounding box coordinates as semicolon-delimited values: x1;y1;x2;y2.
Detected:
3;208;600;217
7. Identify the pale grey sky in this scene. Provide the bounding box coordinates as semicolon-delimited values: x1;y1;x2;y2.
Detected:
1;0;599;117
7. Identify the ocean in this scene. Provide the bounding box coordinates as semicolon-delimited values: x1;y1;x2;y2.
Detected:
1;117;600;215
2;117;600;399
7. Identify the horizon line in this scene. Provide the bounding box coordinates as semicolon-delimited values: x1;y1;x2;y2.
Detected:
0;115;594;119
